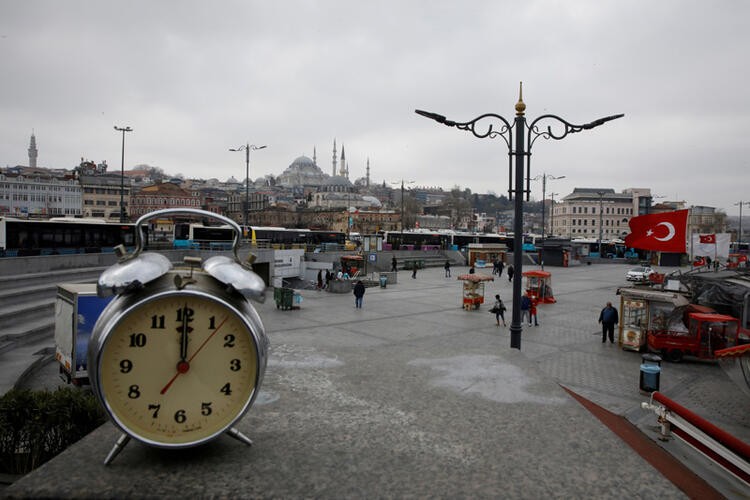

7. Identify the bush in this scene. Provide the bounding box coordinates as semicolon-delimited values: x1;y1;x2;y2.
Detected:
0;387;106;474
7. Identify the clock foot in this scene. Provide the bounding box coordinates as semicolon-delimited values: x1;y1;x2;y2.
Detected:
226;427;253;446
103;433;131;465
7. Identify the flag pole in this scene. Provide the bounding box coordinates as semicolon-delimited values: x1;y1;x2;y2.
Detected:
688;207;693;263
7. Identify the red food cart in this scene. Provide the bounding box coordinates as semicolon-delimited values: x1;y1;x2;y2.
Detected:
457;273;494;310
522;270;556;303
648;312;739;362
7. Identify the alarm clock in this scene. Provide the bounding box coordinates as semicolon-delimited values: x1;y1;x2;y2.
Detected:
88;209;268;465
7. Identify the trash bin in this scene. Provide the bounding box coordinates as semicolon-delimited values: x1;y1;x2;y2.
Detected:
274;287;294;310
639;353;662;392
379;274;387;288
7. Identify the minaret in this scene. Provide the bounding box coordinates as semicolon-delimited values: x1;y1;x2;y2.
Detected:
313;146;317;165
339;144;347;177
366;158;370;187
332;139;337;176
28;132;38;168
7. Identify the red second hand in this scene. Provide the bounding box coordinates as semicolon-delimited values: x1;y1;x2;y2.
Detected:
159;316;228;395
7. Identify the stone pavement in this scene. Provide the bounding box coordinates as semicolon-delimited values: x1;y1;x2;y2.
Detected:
5;262;750;498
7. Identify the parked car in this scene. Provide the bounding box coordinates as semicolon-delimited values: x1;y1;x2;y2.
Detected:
626;266;655;282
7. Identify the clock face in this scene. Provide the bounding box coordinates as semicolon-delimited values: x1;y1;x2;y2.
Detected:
98;292;259;446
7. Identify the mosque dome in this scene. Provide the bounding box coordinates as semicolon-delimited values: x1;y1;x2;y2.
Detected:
277;155;327;188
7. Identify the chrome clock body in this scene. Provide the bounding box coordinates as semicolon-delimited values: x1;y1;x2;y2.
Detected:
87;208;269;464
89;271;268;449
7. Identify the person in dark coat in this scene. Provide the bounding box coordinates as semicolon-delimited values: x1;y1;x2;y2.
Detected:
317;269;323;290
507;264;514;282
520;293;532;325
353;280;366;308
598;301;619;343
444;259;451;277
497;260;504;278
391;256;398;272
491;294;507;327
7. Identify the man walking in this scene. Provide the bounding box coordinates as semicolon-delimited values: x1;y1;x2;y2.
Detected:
391;256;398;272
598;301;619;344
444;259;451;277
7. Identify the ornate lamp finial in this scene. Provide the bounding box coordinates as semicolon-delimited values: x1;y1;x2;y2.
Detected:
515;81;526;116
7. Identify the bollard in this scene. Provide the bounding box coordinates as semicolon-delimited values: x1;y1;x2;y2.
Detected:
639;353;662;393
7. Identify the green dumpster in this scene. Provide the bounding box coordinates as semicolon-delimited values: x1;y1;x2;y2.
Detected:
274;287;294;310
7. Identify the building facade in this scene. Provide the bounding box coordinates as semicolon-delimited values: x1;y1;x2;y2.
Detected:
553;188;635;240
0;170;82;218
130;181;201;219
79;174;130;220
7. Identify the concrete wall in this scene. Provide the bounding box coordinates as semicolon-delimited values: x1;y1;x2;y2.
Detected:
0;246;275;276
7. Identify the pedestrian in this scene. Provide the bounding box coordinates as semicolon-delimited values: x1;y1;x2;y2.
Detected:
492;260;499;275
498;260;504;278
353;280;365;308
507;264;514;283
412;264;417;279
530;295;539;326
317;269;323;290
520;293;532;325
469;265;475;274
491;294;507;326
444;259;451;277
325;269;332;289
391;256;398;272
598;301;619;344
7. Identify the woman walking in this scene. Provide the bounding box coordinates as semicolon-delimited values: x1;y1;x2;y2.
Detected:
491;294;507;327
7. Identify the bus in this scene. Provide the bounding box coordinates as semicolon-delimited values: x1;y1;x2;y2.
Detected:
0;217;137;257
248;227;346;250
381;230;515;251
173;223;234;250
572;238;638;259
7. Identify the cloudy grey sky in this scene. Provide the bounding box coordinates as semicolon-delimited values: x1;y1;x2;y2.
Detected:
1;1;748;213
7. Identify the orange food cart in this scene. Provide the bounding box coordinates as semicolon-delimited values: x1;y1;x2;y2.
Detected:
457;273;494;310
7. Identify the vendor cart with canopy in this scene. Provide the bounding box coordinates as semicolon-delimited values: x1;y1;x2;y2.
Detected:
522;270;556;303
457;273;494;310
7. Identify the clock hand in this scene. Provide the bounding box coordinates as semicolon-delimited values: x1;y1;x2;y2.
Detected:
188;316;228;362
180;304;189;360
160;315;228;395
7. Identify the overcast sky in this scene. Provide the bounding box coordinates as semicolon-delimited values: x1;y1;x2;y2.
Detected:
1;1;748;213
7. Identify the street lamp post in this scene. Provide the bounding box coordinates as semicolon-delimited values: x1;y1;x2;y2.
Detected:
416;83;622;349
391;179;414;249
114;126;132;223
531;173;565;269
229;143;267;231
735;201;750;250
549;192;559;237
597;191;605;257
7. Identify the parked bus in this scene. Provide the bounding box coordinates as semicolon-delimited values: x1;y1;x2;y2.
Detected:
0;217;137;257
381;230;518;252
173;223;234;250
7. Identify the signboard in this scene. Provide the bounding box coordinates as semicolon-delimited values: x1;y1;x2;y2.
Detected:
369;253;377;262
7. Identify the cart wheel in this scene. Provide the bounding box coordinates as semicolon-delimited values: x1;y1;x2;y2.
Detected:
666;349;683;363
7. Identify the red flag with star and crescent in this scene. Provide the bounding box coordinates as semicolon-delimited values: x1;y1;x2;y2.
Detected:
624;209;688;253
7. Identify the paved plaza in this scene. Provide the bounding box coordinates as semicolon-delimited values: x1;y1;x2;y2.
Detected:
6;262;749;498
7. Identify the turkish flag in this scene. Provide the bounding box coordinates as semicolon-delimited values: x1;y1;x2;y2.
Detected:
699;234;716;244
624;209;688;252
